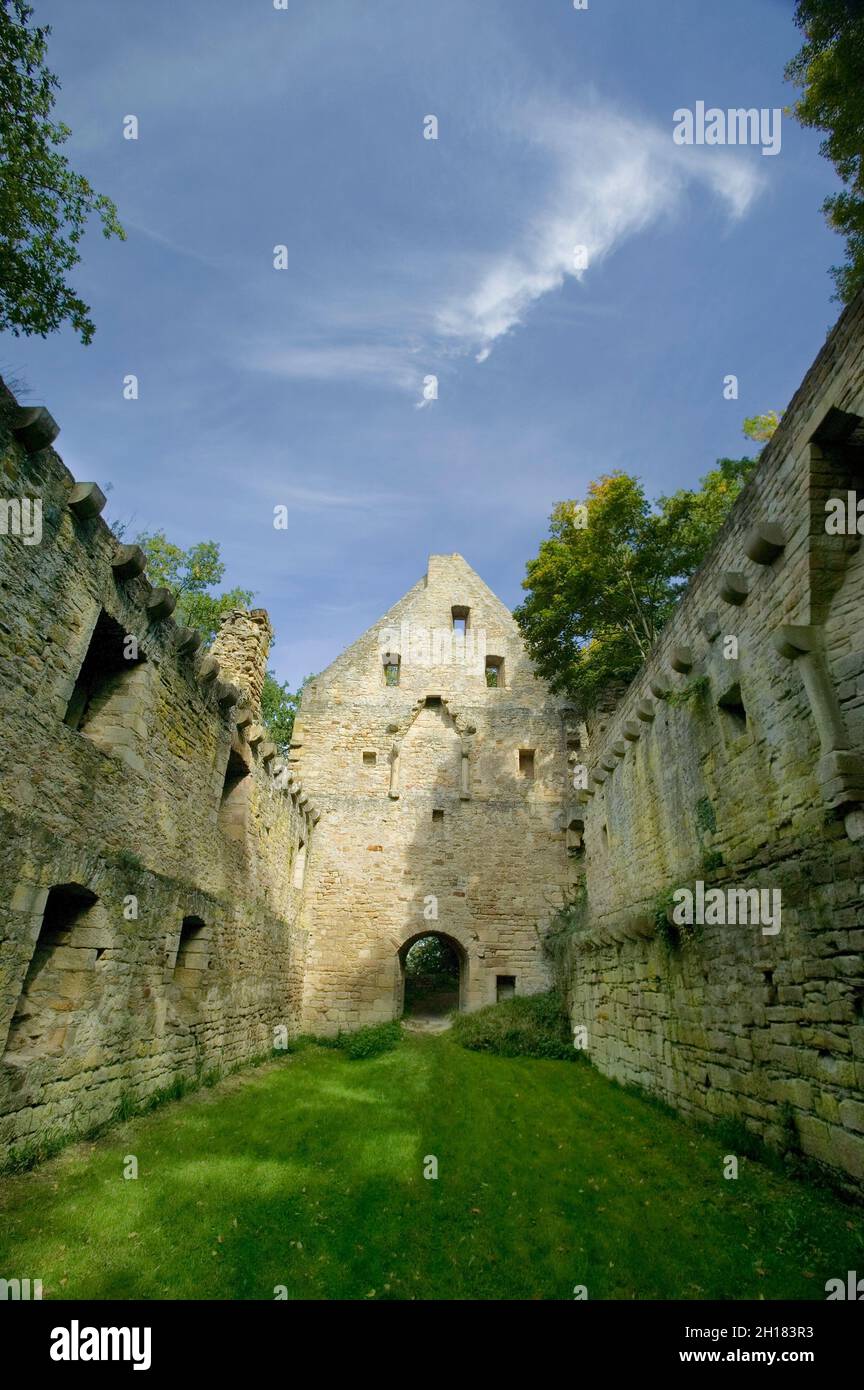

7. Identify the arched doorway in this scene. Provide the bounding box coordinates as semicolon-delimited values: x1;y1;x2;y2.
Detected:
397;932;465;1020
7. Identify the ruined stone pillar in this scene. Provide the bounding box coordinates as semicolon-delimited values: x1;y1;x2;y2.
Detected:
773;624;864;830
210;608;273;719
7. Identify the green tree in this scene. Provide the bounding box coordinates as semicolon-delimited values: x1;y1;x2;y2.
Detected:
742;411;781;443
785;1;864;302
136;531;254;643
0;1;125;342
135;531;306;747
514;457;756;713
404;936;457;981
260;670;307;755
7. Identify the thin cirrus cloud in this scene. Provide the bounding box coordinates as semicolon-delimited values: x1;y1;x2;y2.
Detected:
434;103;766;360
244;343;425;395
243;102;765;395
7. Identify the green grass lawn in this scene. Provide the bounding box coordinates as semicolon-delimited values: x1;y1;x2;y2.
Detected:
1;1034;862;1300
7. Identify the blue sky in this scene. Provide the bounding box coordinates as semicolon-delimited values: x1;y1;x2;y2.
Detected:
2;0;842;688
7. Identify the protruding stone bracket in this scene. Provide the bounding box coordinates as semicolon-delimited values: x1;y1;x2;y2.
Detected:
772;624;817;661
235;707;253;729
818;749;864;812
12;406;59;453
719;571;749;607
612;742;626;760
198;655;220;684
649;677;671;700
636;699;656;722
68;482;106;520
623;721;642;742
670;647;694;674
146;588;176;622
744;523;786;565
259;742;277;764
175;627;203;657
600;757;616;773
246;723;265;745
112;544;146;581
216;681;242;709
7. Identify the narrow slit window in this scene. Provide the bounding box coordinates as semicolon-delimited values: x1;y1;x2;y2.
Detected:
518;749;535;779
363;751;377;766
174;916;209;978
432;808;444;822
718;681;747;730
451;605;470;636
383;655;400;687
496;975;516;1002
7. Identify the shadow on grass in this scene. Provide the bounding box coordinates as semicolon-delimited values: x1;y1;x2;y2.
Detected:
0;1039;862;1301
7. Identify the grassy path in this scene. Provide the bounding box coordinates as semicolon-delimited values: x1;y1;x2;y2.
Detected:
1;1035;862;1300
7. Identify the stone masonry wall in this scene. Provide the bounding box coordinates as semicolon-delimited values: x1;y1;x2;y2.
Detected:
0;385;316;1154
566;291;864;1190
295;554;574;1032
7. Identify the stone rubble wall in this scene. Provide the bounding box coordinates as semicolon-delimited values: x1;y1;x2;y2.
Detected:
566;291;864;1190
0;385;315;1153
295;553;574;1032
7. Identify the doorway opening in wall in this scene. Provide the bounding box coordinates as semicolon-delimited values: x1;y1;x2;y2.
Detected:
398;932;464;1020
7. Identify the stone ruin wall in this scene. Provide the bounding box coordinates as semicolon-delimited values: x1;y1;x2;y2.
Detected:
566;292;864;1190
294;554;575;1033
0;385;317;1155
2;288;864;1194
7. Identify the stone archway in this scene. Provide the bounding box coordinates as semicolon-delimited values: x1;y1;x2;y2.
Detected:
396;930;468;1019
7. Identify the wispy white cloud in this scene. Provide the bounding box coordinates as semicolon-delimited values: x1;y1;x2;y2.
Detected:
245;343;424;394
238;101;765;392
434;102;764;357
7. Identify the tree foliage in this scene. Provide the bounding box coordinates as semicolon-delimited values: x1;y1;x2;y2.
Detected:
0;0;125;342
135;531;254;644
514;458;756;713
260;669;305;755
785;0;864;302
135;531;306;750
742;410;781;442
404;936;457;979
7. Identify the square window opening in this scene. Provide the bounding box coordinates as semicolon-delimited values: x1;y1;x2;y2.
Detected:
486;656;504;688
